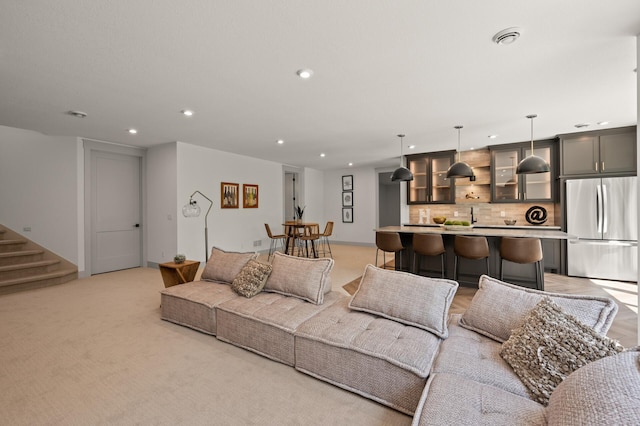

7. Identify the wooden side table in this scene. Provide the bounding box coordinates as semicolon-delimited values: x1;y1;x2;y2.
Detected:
159;260;200;288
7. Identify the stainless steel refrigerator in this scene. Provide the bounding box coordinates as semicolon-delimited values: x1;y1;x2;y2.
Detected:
566;176;637;281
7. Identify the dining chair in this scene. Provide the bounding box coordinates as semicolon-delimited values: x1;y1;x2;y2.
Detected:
264;224;287;260
317;221;334;258
297;224;320;258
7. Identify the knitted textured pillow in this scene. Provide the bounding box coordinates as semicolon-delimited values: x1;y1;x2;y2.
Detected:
231;259;273;298
500;297;624;406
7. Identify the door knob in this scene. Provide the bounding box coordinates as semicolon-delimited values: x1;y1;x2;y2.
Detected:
134;224;140;228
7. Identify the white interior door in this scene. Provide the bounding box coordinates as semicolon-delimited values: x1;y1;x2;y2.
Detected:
91;150;142;274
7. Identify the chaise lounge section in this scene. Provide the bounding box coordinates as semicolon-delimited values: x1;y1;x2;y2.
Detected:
160;248;640;424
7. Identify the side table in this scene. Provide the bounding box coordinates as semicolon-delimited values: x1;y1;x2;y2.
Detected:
159;260;200;288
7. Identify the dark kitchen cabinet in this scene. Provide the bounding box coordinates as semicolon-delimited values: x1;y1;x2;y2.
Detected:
406;151;456;204
560;126;636;177
490;139;557;203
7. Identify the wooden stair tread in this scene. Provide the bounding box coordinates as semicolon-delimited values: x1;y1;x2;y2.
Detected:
0;268;78;287
0;259;60;272
0;239;27;245
0;249;44;258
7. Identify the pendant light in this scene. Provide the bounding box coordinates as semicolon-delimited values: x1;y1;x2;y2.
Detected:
445;125;474;179
390;134;414;181
516;114;550;174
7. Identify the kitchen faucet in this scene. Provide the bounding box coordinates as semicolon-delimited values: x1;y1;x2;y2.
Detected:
470;207;477;224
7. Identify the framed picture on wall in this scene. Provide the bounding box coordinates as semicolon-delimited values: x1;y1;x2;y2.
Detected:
221;182;239;208
342;207;353;223
243;184;259;208
342;175;353;191
342;191;353;207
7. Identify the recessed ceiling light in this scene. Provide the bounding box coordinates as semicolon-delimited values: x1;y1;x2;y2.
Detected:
128;129;138;134
597;121;609;126
408;145;415;149
488;134;498;139
574;123;590;129
348;162;353;166
276;139;284;145
181;109;194;116
68;110;87;118
492;27;522;45
296;69;314;79
320;153;325;157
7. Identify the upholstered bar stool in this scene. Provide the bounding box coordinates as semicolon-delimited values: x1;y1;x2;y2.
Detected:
375;232;404;270
500;237;544;290
413;233;446;278
453;235;490;280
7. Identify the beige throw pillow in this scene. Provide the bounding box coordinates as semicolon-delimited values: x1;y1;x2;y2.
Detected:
500;297;624;406
460;275;618;342
263;252;334;305
231;259;273;298
348;264;458;338
201;247;258;284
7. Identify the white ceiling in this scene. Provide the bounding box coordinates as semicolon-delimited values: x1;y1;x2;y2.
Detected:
1;1;638;170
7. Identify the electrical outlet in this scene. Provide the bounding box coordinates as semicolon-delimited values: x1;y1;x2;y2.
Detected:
23;226;31;232
253;240;262;247
500;211;506;217
453;211;458;217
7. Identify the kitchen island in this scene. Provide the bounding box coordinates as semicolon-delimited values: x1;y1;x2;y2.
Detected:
376;225;576;289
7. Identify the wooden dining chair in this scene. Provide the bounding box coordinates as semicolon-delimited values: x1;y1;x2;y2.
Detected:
297;224;320;258
317;221;334;258
264;224;286;260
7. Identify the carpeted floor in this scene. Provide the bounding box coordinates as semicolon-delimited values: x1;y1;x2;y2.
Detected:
0;265;411;426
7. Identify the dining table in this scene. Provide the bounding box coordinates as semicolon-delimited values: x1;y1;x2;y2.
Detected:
283;221;319;257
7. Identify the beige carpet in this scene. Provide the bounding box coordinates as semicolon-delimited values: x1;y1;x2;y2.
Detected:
0;262;411;425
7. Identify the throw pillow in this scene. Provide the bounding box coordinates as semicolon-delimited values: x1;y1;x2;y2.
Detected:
201;247;258;284
263;251;334;305
500;297;624;406
231;259;273;298
459;275;618;342
348;264;458;338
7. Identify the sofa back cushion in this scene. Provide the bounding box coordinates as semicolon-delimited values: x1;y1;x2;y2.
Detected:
201;247;258;284
546;349;640;424
459;275;618;342
348;264;458;338
263;252;334;305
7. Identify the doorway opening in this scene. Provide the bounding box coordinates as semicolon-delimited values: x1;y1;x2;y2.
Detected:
378;171;400;227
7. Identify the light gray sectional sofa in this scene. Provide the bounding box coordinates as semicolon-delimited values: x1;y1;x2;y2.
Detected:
160;248;640;424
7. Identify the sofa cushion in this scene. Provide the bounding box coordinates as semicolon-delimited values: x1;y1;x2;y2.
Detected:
348;264;458;338
430;314;530;398
160;280;238;335
294;297;441;415
201;247;257;284
546;349;640;425
460;275;618;343
411;373;546;426
500;297;624;406
231;259;272;297
263;252;334;305
216;291;343;366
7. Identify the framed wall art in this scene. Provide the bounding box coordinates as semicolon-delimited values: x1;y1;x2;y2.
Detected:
342;175;353;191
221;182;239;208
342;207;353;223
342;191;353;207
243;184;259;208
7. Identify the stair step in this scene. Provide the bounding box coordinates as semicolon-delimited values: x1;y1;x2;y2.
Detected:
0;239;28;253
0;229;5;240
0;250;45;266
0;268;78;295
0;260;61;281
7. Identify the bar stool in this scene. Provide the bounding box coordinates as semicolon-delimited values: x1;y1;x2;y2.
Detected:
413;233;446;278
500;237;544;290
454;235;490;281
375;232;404;270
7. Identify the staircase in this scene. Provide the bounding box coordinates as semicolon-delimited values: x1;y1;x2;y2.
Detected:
0;225;78;295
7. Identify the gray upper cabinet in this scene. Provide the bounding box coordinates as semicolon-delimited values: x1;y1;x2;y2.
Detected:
406;151;456;204
560;126;636;177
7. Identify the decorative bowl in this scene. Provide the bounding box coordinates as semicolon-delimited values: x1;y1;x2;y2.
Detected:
504;219;517;226
432;217;447;224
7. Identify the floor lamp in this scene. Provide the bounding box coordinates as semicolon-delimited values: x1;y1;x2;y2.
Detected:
182;190;213;261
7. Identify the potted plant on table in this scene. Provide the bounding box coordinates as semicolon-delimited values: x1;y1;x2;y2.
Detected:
295;205;305;223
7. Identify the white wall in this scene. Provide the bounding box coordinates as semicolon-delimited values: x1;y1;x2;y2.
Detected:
175;142;287;262
303;167;325;226
323;166;377;245
146;142;178;264
637;34;639;345
0;125;79;263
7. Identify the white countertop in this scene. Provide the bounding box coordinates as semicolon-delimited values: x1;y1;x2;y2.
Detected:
379;225;575;240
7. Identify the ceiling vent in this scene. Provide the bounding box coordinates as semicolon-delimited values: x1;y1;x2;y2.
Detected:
492;27;522;45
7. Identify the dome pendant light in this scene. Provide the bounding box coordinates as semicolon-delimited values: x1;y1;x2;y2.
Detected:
516;114;550;174
390;134;414;182
446;125;474;179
